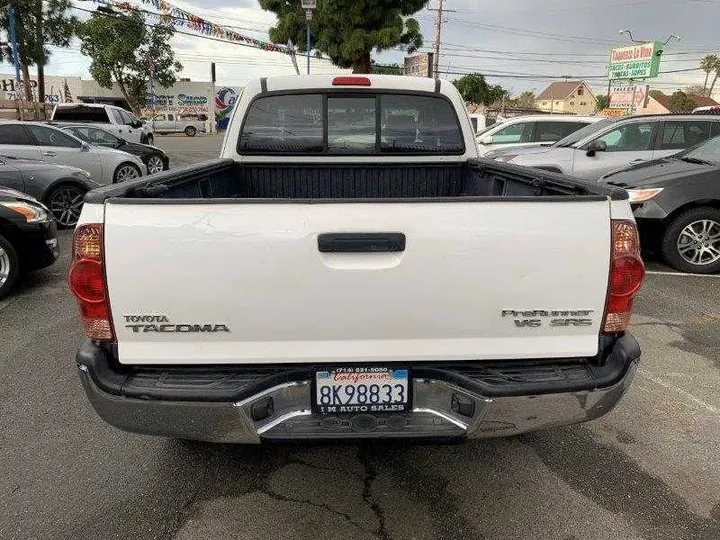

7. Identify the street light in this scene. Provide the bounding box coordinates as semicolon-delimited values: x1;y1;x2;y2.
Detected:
301;0;316;75
619;29;682;45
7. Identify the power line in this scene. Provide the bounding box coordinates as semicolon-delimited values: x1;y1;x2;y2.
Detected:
70;5;333;62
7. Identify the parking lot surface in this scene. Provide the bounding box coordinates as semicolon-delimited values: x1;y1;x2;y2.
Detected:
1;135;718;540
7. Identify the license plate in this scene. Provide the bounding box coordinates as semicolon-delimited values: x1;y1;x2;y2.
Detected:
313;367;410;414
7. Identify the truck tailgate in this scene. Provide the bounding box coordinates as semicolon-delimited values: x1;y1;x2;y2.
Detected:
104;200;611;365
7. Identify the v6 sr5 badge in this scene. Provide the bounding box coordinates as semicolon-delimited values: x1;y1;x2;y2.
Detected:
502;309;595;329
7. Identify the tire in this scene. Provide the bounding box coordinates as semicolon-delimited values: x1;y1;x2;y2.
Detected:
114;162;142;183
146;153;165;175
661;207;720;274
0;233;20;300
184;126;197;137
46;184;86;229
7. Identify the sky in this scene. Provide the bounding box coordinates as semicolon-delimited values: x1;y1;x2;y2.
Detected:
31;0;720;98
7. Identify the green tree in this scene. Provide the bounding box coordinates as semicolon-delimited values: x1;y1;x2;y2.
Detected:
0;0;77;101
452;73;508;106
595;94;610;111
700;55;718;96
371;62;404;75
685;84;707;96
259;0;425;73
668;91;696;113
511;90;536;108
78;11;182;114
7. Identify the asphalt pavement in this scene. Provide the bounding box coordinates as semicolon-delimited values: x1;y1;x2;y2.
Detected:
1;134;718;540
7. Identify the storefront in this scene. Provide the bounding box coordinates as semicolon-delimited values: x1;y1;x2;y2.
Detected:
0;73;242;130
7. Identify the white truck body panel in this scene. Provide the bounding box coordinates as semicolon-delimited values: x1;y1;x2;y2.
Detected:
104;199;611;365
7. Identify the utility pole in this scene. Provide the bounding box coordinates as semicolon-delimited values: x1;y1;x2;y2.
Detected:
7;6;22;94
428;0;456;78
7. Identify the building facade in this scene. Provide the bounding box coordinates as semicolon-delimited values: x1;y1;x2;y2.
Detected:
534;81;597;115
0;73;242;129
635;92;720;115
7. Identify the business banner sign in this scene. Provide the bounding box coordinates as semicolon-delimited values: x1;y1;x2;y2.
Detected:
609;85;646;109
608;42;662;80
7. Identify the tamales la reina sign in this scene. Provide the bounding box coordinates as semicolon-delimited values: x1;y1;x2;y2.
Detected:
608;42;662;80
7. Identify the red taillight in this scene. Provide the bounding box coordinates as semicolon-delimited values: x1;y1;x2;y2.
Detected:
603;220;645;334
332;76;371;86
68;224;114;341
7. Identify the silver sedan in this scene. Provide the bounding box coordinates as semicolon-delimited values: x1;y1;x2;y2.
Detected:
0;121;145;185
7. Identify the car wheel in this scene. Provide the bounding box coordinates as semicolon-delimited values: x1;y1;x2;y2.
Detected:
184;126;197;137
146;154;165;175
46;184;86;229
0;234;20;299
114;162;142;183
661;207;720;274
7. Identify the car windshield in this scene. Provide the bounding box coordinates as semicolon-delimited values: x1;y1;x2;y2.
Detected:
676;134;720;164
553;118;617;147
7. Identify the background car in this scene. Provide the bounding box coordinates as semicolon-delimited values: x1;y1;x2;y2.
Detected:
0;121;145;185
51;103;153;144
0;155;100;228
504;115;720;180
0;187;58;299
151;112;206;137
602;135;720;274
476;115;601;157
58;124;169;175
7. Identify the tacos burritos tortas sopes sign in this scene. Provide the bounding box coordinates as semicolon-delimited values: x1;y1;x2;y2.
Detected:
608;41;663;80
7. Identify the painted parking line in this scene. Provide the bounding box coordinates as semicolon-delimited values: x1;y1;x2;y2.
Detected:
645;270;720;278
638;370;720;415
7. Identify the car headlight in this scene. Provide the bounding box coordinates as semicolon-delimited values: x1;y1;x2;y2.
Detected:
627;188;664;203
1;201;49;223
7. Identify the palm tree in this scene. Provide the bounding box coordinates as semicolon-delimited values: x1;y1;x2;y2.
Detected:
708;57;720;98
700;55;719;96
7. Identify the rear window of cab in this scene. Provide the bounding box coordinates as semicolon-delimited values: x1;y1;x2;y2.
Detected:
238;93;465;155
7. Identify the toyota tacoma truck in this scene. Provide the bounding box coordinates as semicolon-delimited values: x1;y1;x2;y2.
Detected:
69;75;644;443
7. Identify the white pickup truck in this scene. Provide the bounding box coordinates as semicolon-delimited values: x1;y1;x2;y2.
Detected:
150;112;206;137
70;75;644;443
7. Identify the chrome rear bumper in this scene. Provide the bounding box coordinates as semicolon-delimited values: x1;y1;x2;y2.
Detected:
78;359;637;443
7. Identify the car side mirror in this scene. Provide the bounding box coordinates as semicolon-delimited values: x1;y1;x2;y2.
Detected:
479;135;494;145
586;139;607;156
132;120;143;128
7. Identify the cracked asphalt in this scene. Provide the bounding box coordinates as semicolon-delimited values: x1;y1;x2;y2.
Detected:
1;135;719;540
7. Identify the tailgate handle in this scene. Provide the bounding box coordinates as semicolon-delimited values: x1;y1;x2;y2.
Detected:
318;233;406;253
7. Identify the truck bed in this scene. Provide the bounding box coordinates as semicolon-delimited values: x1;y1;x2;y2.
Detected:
85;158;626;203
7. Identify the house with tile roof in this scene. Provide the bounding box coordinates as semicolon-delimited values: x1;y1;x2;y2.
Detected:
534;81;596;115
635;91;720;115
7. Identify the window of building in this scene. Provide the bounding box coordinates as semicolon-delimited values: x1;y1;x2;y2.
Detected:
569;101;575;105
580;102;587;106
555;101;561;105
578;86;585;96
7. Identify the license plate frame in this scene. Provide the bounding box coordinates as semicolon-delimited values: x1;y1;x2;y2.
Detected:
311;366;412;414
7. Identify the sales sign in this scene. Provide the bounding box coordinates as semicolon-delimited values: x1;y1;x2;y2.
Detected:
609;85;646;109
608;41;662;80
